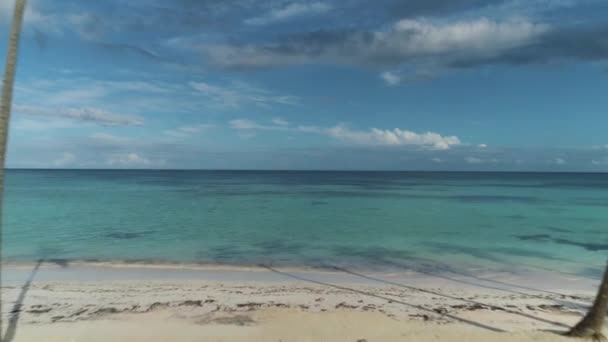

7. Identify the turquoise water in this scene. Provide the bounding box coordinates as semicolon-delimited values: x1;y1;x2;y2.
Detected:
3;170;608;278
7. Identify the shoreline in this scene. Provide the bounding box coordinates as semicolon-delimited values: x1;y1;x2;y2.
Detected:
2;259;338;273
2;259;599;291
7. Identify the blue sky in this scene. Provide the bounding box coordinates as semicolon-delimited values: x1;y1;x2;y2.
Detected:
1;0;608;170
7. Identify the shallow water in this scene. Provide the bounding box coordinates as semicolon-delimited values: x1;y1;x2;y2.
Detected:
3;170;608;278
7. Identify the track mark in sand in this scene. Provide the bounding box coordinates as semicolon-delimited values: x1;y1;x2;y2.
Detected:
26;307;52;314
178;300;203;307
200;315;256;326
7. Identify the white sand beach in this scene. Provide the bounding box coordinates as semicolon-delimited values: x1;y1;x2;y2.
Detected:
0;262;601;341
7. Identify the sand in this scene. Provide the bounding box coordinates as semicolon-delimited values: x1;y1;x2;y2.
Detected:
0;262;601;341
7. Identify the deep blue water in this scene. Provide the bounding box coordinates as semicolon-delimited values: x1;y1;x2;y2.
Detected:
3;170;608;277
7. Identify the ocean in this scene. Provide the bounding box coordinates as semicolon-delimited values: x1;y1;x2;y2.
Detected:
3;170;607;278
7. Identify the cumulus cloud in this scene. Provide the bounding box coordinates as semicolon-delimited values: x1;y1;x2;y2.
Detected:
189;81;298;109
326;125;461;150
245;2;332;26
449;23;608;68
199;11;608;78
14;104;144;126
202;18;549;71
229;119;460;150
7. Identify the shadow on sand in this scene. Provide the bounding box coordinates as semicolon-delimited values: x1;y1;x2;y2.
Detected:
360;257;588;302
325;264;571;329
260;264;506;333
3;259;68;342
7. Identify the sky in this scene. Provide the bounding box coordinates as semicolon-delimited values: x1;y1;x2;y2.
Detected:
0;0;608;171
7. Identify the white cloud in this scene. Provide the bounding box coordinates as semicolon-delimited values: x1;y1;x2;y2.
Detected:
229;119;460;150
0;0;61;34
245;2;332;26
12;118;75;131
592;158;608;165
53;152;75;167
189;81;298;109
99;81;172;93
203;18;549;71
164;124;215;138
20;78;175;101
0;1;13;16
465;156;483;164
389;18;548;57
46;86;107;106
296;125;323;133
15;78;180;119
380;71;401;86
229;119;259;130
229;118;288;131
432;158;442;163
237;132;256;139
14;104;144;126
478;144;488;148
106;153;155;167
179;124;215;133
554;157;566;165
272;117;289;126
89;132;131;145
326;125;460;150
465;156;501;164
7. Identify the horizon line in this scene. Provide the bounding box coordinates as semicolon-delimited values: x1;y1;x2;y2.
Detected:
4;168;608;174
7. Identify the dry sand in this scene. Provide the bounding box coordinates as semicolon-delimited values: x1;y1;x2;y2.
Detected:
0;263;601;341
